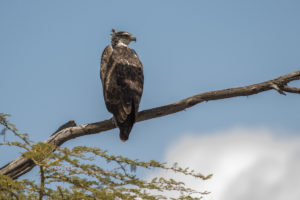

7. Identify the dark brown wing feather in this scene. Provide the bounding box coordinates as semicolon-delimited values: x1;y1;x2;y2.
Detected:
100;45;113;104
100;45;144;141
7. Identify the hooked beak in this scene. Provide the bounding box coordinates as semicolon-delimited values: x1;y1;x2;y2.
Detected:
130;36;136;42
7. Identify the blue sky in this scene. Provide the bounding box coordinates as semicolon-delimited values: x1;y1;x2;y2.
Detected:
1;1;300;197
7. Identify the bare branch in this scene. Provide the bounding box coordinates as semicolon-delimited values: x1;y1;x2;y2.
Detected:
1;70;300;179
282;85;300;94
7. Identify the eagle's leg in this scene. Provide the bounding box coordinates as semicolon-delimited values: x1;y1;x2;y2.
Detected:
111;116;118;128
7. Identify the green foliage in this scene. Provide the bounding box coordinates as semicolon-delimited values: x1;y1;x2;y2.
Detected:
0;113;212;199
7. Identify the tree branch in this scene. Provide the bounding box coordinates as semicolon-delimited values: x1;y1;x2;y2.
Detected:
1;70;300;179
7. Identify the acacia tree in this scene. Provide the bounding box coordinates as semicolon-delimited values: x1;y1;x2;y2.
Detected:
1;70;300;199
0;114;211;200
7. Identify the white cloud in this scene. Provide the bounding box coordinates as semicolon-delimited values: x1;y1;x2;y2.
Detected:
147;127;300;200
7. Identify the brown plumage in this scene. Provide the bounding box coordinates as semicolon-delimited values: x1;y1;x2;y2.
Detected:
100;29;144;141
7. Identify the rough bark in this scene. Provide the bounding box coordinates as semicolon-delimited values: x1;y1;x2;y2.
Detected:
1;70;300;179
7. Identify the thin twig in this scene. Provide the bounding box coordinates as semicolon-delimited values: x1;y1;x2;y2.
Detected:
39;166;45;200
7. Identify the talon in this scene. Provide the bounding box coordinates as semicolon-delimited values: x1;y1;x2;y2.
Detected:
111;117;118;128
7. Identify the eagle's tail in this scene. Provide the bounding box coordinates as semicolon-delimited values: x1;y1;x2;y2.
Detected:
119;102;136;141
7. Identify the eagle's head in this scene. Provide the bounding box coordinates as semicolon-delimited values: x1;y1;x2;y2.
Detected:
111;29;136;47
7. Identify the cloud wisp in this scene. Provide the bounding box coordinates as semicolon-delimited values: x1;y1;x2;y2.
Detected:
147;127;300;200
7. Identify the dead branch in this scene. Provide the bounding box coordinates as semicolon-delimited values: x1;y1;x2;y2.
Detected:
1;70;300;179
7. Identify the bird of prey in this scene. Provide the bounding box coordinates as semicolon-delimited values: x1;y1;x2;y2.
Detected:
100;29;144;141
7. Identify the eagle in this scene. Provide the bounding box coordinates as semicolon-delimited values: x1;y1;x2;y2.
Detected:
100;29;144;141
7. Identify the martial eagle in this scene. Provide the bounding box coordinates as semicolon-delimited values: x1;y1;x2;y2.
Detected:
100;29;144;141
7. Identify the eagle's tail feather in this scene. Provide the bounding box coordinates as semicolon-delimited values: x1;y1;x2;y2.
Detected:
119;124;133;141
119;102;136;141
